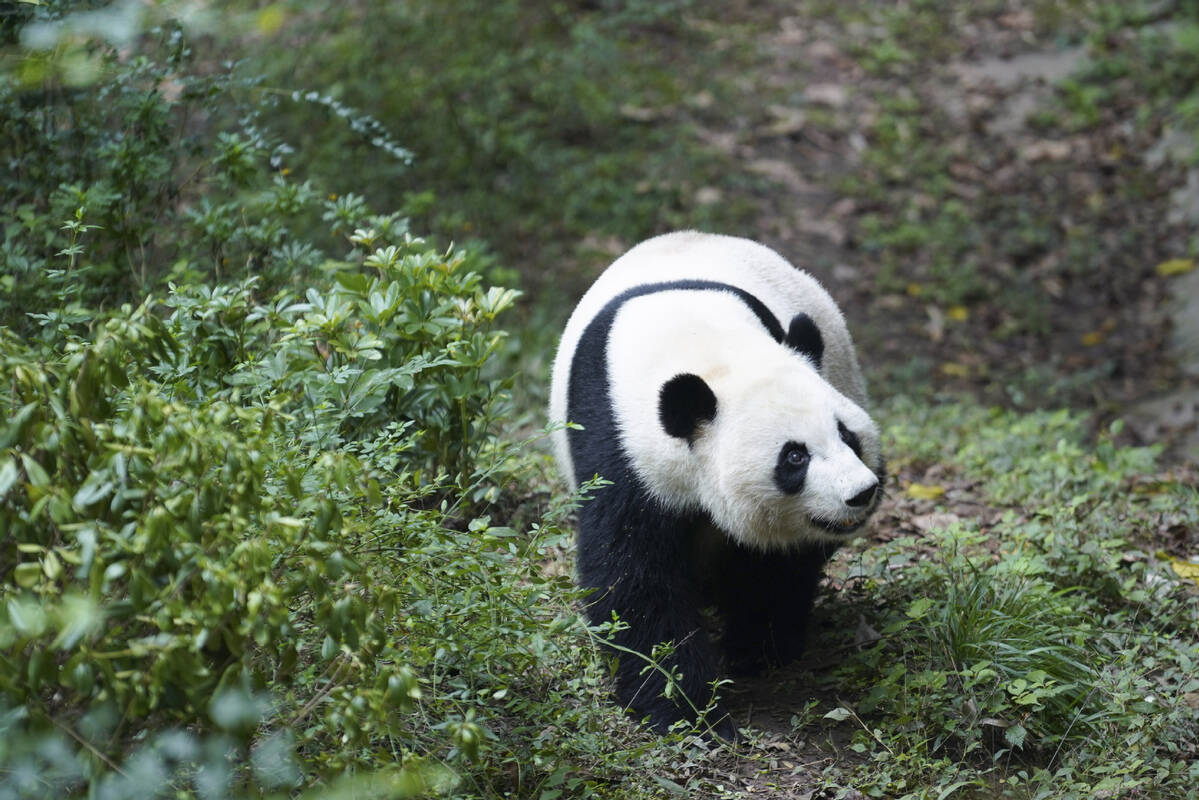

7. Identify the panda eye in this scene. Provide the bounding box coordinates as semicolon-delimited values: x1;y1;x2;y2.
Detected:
838;421;862;458
782;443;809;469
774;441;809;494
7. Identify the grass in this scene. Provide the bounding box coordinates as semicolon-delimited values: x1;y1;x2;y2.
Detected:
784;400;1199;798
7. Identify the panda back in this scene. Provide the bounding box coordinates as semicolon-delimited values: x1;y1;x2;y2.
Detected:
549;231;867;488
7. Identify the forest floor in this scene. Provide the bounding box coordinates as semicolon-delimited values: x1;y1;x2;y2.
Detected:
683;3;1199;462
627;3;1199;795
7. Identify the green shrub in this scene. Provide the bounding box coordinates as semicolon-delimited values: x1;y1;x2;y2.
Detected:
0;2;415;333
0;191;650;796
0;7;745;797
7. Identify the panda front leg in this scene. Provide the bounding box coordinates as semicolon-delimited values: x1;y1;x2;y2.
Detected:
717;542;837;675
590;574;736;739
577;504;737;739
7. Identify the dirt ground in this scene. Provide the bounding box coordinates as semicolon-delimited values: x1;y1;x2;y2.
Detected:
683;3;1199;463
659;4;1198;794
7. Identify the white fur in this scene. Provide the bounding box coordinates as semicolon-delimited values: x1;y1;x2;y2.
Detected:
549;232;879;549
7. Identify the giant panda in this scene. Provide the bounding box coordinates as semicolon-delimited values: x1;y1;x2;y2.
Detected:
548;231;884;739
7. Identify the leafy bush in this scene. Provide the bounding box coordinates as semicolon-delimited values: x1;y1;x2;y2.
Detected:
2;191;724;796
0;1;416;333
1;6;751;797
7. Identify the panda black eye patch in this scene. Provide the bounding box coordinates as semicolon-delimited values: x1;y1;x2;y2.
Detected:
774;441;809;494
838;420;862;458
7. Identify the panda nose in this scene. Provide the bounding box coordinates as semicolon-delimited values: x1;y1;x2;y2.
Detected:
846;482;878;509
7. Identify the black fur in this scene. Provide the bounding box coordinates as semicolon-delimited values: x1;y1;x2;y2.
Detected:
566;281;835;739
716;540;839;676
837;420;861;457
784;312;824;370
659;373;717;441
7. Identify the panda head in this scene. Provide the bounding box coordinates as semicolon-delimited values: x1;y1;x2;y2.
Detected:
657;361;883;550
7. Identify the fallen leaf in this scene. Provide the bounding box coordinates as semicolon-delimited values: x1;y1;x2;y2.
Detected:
1155;258;1195;277
619;104;663;122
578;234;626;257
747;158;812;191
947;305;969;322
907;483;946;501
830;197;857;217
1169;557;1199;586
795;215;847;245
1081;330;1105;346
926;305;946;342
760;104;806;137
806;40;841;61
832;263;861;282
998;10;1035;29
940;362;970;378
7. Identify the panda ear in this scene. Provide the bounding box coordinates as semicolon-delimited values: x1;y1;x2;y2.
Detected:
785;313;823;370
659;373;717;441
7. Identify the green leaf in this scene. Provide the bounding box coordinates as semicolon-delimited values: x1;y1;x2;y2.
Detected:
650;776;688;796
69;660;95;695
42;550;62;580
0;458;19;500
935;779;978;799
13;562;42;589
73;474;115;508
906;597;934;619
19;454;50;489
210;687;272;732
0;403;38;450
824;707;852;722
52;594;102;650
7;598;48;637
1004;722;1027;749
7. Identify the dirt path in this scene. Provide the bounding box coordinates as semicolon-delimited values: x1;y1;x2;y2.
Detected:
670;4;1198;794
694;4;1197;462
